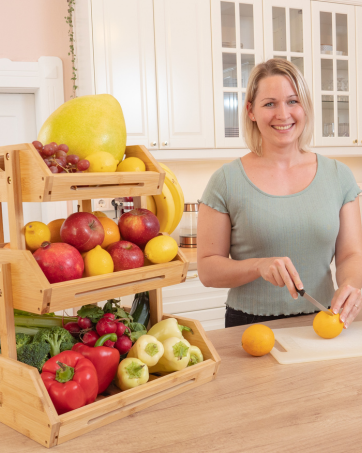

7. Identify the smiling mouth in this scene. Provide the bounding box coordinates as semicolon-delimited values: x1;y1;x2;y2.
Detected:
272;124;295;131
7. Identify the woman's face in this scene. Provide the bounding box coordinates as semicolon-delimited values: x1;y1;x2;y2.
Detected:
248;75;306;151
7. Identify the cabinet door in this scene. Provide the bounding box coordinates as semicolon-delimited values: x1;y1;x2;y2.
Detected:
154;0;215;149
357;6;362;147
311;1;357;147
211;0;264;148
91;0;159;149
263;0;312;91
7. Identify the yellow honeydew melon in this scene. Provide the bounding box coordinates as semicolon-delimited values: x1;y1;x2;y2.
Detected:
38;94;127;162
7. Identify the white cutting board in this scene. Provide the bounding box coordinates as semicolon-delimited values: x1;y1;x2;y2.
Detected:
270;321;362;364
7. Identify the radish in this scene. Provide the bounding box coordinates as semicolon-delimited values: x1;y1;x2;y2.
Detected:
82;330;100;347
96;317;117;336
114;335;132;354
104;340;115;348
103;313;116;320
78;316;93;329
115;322;126;337
64;322;81;338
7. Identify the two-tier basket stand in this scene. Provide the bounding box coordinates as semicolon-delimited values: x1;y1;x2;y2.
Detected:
0;143;220;448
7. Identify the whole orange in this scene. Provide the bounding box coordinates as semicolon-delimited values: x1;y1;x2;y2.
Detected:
313;310;344;339
98;217;121;249
241;324;275;357
47;219;65;243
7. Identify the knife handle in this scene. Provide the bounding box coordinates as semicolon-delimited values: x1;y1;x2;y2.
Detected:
293;283;305;297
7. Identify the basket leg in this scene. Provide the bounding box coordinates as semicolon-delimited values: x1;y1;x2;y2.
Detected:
149;288;163;326
80;199;92;212
133;196;147;209
4;149;26;250
0;263;17;359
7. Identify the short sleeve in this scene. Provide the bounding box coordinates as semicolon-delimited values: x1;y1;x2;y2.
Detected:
198;167;229;214
336;161;362;206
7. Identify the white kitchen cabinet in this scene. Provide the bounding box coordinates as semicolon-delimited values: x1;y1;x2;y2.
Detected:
263;0;312;91
211;0;264;148
357;6;362;146
162;270;228;331
311;1;357;147
90;0;214;151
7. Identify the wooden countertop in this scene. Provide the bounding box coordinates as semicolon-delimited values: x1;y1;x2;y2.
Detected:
2;312;362;452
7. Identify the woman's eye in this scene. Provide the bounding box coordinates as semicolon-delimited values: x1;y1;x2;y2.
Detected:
289;100;298;104
264;102;274;107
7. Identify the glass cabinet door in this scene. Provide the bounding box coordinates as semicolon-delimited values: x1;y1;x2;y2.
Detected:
211;0;264;148
312;2;357;147
263;0;312;95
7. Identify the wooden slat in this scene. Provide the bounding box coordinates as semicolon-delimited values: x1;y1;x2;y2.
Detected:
0;356;60;448
57;359;216;445
0;203;4;242
133;196;147;209
5;149;26;250
0;263;17;359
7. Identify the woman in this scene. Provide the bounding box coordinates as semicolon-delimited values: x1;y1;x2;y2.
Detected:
197;59;362;329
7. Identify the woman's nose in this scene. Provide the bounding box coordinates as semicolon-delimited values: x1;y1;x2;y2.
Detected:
275;103;290;120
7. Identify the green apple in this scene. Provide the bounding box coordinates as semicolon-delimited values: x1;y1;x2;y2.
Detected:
38;94;127;162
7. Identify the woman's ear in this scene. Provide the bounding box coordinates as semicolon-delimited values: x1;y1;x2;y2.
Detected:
247;102;255;121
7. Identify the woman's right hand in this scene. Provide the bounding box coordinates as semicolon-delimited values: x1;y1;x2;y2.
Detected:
257;257;303;299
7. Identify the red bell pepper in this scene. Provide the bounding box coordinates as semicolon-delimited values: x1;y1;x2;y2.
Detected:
41;350;98;415
72;342;120;394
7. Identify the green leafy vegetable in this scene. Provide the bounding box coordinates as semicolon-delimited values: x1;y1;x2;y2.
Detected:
103;299;133;321
17;342;51;372
77;304;104;323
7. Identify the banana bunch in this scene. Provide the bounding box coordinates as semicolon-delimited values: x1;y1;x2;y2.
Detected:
147;163;184;234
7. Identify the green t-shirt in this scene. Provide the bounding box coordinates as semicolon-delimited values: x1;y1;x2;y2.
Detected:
199;154;361;315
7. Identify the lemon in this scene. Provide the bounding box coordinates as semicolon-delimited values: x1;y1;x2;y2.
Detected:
25;221;51;253
116;157;146;172
144;235;178;264
92;211;107;218
85;151;118;172
84;245;114;276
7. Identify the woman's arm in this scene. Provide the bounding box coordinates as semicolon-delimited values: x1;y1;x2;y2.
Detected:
197;204;302;298
331;197;362;327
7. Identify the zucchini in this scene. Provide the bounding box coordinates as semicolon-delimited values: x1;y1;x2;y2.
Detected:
130;292;150;327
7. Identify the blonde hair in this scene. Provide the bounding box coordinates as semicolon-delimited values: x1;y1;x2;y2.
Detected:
242;59;314;156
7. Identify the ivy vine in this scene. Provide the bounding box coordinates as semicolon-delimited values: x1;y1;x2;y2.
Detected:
65;0;78;98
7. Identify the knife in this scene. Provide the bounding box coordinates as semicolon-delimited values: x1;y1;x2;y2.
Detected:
294;286;333;316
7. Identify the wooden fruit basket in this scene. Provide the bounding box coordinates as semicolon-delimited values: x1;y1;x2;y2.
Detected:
0;143;221;448
0;143;165;202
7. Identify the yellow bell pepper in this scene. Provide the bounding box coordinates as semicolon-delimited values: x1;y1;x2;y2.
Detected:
115;358;149;391
127;334;164;367
148;337;191;373
188;345;203;366
147;318;193;343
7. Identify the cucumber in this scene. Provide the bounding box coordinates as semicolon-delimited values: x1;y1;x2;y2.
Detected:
130;292;150;327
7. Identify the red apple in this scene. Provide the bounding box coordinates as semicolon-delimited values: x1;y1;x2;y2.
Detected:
107;240;144;271
118;208;159;249
33;242;84;283
60;212;105;252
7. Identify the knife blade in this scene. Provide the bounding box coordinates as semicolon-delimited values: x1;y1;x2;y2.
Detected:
295;287;333;316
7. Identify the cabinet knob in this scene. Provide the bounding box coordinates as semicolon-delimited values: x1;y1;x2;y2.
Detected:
353;140;358;144
163;141;168;146
150;142;157;147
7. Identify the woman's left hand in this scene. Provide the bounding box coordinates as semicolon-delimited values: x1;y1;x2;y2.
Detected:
330;285;362;328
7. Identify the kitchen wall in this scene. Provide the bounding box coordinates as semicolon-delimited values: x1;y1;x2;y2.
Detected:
0;0;73;101
2;0;362;241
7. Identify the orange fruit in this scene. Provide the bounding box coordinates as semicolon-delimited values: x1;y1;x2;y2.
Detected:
241;324;275;357
313;310;344;339
2;243;11;249
92;211;107;218
47;219;65;243
98;217;121;249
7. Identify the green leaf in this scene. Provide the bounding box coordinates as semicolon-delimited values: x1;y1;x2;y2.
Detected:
130;330;147;342
128;322;147;332
77;305;104;323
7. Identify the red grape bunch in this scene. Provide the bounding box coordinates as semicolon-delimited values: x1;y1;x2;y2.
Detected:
32;141;90;174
